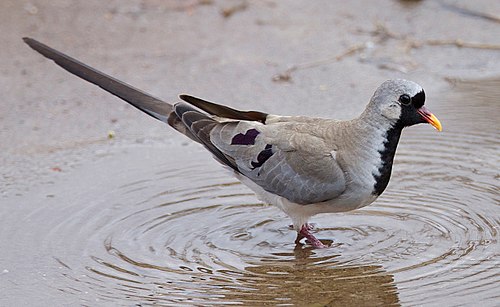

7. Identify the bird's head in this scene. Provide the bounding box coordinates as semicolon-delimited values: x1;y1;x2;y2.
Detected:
368;79;442;131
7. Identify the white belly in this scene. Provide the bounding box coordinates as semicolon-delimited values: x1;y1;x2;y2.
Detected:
234;171;379;229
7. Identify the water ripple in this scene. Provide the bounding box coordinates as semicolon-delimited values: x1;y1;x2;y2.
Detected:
32;127;498;305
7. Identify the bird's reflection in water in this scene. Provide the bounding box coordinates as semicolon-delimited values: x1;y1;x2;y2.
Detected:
218;244;400;306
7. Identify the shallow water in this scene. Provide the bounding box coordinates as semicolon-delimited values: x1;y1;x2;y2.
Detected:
1;79;498;306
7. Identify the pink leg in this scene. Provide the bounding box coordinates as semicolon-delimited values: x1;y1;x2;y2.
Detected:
304;223;315;230
289;223;315;230
295;224;327;249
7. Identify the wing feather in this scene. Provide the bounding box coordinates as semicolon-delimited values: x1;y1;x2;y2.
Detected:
174;103;238;171
210;121;346;204
171;102;347;204
180;94;268;123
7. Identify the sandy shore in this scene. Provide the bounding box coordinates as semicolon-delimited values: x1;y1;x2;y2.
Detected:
1;0;499;305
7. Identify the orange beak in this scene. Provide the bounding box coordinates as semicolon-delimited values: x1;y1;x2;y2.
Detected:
418;106;442;131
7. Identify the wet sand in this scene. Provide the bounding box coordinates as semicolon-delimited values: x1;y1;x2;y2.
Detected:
1;0;499;305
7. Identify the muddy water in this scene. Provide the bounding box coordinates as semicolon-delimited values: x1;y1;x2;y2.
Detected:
1;79;499;306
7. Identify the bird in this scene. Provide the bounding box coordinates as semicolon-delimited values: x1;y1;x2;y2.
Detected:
23;37;442;248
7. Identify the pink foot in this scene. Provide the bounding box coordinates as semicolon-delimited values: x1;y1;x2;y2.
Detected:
295;224;327;249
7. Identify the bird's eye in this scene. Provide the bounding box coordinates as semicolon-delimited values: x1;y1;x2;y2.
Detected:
399;94;411;105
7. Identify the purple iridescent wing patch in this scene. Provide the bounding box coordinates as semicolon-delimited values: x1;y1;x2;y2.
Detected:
251;144;274;169
231;128;260;145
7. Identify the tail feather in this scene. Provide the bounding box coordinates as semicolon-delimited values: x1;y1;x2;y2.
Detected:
23;37;172;122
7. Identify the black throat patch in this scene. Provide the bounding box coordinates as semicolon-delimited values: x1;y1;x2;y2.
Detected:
373;124;404;196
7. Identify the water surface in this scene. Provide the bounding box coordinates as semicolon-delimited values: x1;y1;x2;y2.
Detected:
1;78;498;306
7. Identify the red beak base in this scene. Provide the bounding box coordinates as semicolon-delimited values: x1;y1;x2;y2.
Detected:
418;106;442;131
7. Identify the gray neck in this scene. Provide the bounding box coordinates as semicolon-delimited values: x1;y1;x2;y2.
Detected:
355;111;404;196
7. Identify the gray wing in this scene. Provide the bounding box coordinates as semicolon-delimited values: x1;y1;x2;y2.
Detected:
210;121;346;204
174;100;346;204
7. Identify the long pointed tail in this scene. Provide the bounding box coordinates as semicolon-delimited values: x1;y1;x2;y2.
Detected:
23;37;172;123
